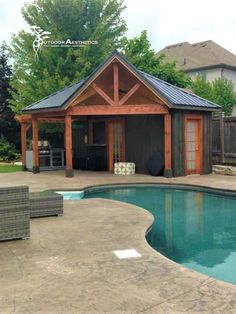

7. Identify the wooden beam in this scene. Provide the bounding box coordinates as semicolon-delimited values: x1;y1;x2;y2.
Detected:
21;123;27;171
92;83;114;106
67;104;168;116
33;111;66;118
113;63;119;105
65;115;73;177
164;113;172;177
70;88;96;107
15;114;32;123
38;118;65;123
119;82;141;105
32;118;39;173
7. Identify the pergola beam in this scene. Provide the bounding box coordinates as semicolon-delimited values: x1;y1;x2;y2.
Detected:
92;83;114;106
67;103;168;115
119;82;141;105
113;63;119;105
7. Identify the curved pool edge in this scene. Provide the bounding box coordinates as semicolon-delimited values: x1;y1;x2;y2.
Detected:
50;181;236;198
97;197;236;291
53;183;236;290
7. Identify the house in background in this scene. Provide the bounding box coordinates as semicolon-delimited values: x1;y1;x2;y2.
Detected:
157;40;236;91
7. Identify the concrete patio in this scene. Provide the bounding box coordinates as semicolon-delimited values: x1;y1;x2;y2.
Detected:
1;171;236;313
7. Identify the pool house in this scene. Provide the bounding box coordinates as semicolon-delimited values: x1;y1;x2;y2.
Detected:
16;50;220;177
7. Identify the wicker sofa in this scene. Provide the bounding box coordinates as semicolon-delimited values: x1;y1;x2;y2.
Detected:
29;191;63;218
0;186;30;241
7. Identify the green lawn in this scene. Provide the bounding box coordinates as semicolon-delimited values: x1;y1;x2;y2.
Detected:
0;164;22;173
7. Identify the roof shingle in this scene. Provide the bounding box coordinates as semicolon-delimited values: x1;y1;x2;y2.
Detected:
157;40;236;71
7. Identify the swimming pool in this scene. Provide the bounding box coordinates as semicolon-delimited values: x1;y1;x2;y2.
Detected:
60;185;236;285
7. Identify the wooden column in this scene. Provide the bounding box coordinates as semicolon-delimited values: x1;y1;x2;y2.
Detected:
164;113;172;177
113;63;119;105
32;118;39;173
65;115;74;177
21;123;27;171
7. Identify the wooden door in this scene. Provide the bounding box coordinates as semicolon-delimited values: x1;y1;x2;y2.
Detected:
108;118;125;171
185;115;202;175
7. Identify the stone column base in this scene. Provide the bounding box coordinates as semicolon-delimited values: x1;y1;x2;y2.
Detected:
164;169;173;178
22;165;27;171
32;166;40;174
65;169;74;177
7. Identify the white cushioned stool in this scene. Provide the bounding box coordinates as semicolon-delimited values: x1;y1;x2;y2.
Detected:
114;162;135;175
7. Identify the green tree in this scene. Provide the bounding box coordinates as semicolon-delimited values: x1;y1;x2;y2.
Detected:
10;0;127;114
191;75;213;100
192;76;236;116
0;42;20;148
121;30;191;88
212;78;236;116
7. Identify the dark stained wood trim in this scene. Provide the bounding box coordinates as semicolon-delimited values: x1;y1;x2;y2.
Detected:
113;63;119;105
108;121;113;172
92;83;114;106
119;82;141;105
67;104;168;115
164;113;172;170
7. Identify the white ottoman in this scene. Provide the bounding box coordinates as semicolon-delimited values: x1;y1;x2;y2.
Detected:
114;162;135;175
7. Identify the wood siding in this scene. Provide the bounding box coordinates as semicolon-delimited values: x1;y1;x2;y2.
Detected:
202;112;212;174
125;115;164;173
171;111;185;177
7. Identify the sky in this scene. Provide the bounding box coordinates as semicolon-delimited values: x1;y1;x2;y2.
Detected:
0;0;236;54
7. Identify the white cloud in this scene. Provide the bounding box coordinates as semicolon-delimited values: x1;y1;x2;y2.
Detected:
0;0;236;55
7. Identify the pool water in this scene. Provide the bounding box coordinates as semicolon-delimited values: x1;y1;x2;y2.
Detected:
81;186;236;285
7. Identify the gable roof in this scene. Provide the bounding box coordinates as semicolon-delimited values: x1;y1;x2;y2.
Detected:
157;40;236;72
23;50;221;113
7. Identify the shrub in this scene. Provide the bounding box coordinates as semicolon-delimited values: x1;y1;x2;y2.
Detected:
0;138;19;162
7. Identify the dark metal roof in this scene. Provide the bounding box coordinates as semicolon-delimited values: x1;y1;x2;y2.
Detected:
23;50;221;113
141;71;221;109
23;78;87;112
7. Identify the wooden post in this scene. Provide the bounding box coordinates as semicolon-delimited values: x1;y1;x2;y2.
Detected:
164;113;172;177
113;62;119;105
32;118;39;173
219;111;225;163
21;123;27;171
65;115;74;177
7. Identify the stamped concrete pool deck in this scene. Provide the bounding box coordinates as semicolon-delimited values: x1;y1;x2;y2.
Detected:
1;171;236;313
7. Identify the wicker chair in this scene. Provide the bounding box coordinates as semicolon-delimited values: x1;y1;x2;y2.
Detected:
0;186;30;241
29;191;63;218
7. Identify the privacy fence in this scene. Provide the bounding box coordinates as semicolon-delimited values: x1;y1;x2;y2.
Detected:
212;115;236;165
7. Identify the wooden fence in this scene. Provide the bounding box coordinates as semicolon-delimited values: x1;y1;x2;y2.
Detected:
212;115;236;165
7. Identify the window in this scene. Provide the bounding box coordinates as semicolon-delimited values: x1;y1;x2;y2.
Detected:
89;120;106;145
